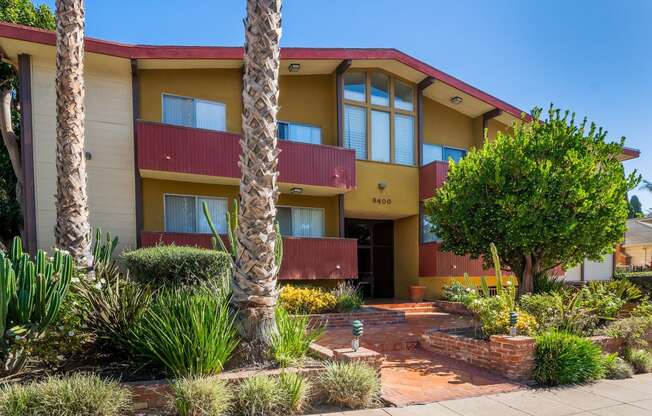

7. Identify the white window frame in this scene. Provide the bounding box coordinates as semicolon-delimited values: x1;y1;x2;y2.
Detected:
277;120;322;145
161;93;227;132
163;193;228;234
277;205;325;238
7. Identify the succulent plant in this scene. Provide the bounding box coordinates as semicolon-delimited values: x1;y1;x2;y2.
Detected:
0;236;73;376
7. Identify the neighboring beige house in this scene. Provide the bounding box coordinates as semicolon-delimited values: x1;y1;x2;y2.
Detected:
618;218;652;270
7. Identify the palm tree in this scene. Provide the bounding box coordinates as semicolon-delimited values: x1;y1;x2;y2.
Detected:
54;0;92;269
233;0;283;348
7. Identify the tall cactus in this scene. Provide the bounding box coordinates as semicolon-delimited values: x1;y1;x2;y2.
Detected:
202;200;283;269
1;236;73;376
91;228;119;269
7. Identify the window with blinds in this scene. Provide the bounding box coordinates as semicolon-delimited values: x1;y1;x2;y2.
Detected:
164;195;227;234
278;121;322;145
342;71;415;165
162;94;226;132
344;105;367;159
277;206;324;237
394;114;414;165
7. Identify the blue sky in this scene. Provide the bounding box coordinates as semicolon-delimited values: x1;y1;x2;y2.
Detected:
40;0;652;209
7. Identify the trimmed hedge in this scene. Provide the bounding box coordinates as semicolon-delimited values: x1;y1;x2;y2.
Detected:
122;245;231;286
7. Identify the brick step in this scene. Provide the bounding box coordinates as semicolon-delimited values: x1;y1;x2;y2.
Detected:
404;311;449;316
370;302;438;310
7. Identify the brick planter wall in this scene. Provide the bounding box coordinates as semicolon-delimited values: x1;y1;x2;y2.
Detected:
431;300;474;316
420;328;652;383
126;365;324;413
420;329;535;382
302;307;405;329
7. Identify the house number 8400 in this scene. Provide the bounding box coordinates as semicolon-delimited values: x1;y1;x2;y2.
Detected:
372;197;392;205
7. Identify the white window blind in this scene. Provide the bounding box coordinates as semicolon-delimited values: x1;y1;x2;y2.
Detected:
163;94;226;132
277;206;324;237
394;114;414;165
344;105;367;159
165;195;227;234
163;95;194;128
278;121;322;145
195;100;226;131
371;110;390;162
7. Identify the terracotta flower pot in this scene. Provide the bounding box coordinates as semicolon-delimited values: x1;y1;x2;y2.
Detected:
409;285;427;303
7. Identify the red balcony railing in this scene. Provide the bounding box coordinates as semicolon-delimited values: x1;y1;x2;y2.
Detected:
137;121;356;191
419;242;502;277
419;160;449;200
140;231;358;280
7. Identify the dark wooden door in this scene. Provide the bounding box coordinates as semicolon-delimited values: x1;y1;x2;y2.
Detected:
345;219;394;298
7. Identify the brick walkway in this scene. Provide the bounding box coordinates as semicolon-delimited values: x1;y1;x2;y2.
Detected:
314;304;522;406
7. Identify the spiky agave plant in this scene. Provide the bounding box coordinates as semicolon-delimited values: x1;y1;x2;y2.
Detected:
0;236;73;376
202;200;283;269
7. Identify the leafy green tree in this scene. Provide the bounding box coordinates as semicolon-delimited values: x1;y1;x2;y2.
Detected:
0;0;55;245
426;106;639;294
628;195;643;219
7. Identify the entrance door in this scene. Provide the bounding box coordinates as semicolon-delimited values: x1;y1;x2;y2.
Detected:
345;219;394;299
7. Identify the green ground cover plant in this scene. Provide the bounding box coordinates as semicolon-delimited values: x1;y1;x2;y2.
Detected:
317;362;381;409
271;307;323;367
172;376;232;416
533;331;605;386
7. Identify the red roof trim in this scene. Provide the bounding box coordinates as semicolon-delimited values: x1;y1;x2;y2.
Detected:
0;22;528;118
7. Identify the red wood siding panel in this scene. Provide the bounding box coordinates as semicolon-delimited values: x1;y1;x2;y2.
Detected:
137;121;356;190
419;161;449;200
419;242;503;277
140;231;357;280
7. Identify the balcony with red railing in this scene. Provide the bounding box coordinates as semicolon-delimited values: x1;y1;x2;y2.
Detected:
140;231;358;280
137;120;356;192
419;160;449;200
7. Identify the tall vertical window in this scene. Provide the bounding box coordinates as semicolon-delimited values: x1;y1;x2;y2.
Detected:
278;121;322;145
344;105;367;159
394;114;414;165
342;71;415;165
422;143;467;164
371;110;390;162
277;206;324;237
164;194;227;234
162;94;226;132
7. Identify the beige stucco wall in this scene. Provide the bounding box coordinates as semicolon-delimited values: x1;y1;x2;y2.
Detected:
622;245;652;268
30;55;136;253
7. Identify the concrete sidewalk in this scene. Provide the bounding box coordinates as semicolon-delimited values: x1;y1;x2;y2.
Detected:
314;374;652;415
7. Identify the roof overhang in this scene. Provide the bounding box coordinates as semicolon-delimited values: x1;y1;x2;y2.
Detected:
0;21;640;158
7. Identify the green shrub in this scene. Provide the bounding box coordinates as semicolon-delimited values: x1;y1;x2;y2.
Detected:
271;308;323;367
235;375;282;416
519;290;602;336
130;285;238;377
533;331;605;386
581;282;626;319
122;245;231;286
279;285;337;314
441;280;477;304
625;349;652;374
332;281;364;312
632;299;652;318
76;266;153;353
603;354;634;379
0;374;132;416
278;372;312;414
533;271;565;294
598;316;652;350
467;295;537;337
171;376;232;416
317;362;380;409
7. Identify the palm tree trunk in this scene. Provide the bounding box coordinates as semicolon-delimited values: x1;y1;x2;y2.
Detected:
233;0;282;349
54;0;92;269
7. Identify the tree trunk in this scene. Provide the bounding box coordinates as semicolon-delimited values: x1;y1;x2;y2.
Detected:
0;86;24;219
54;0;92;269
518;254;535;295
233;0;282;351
